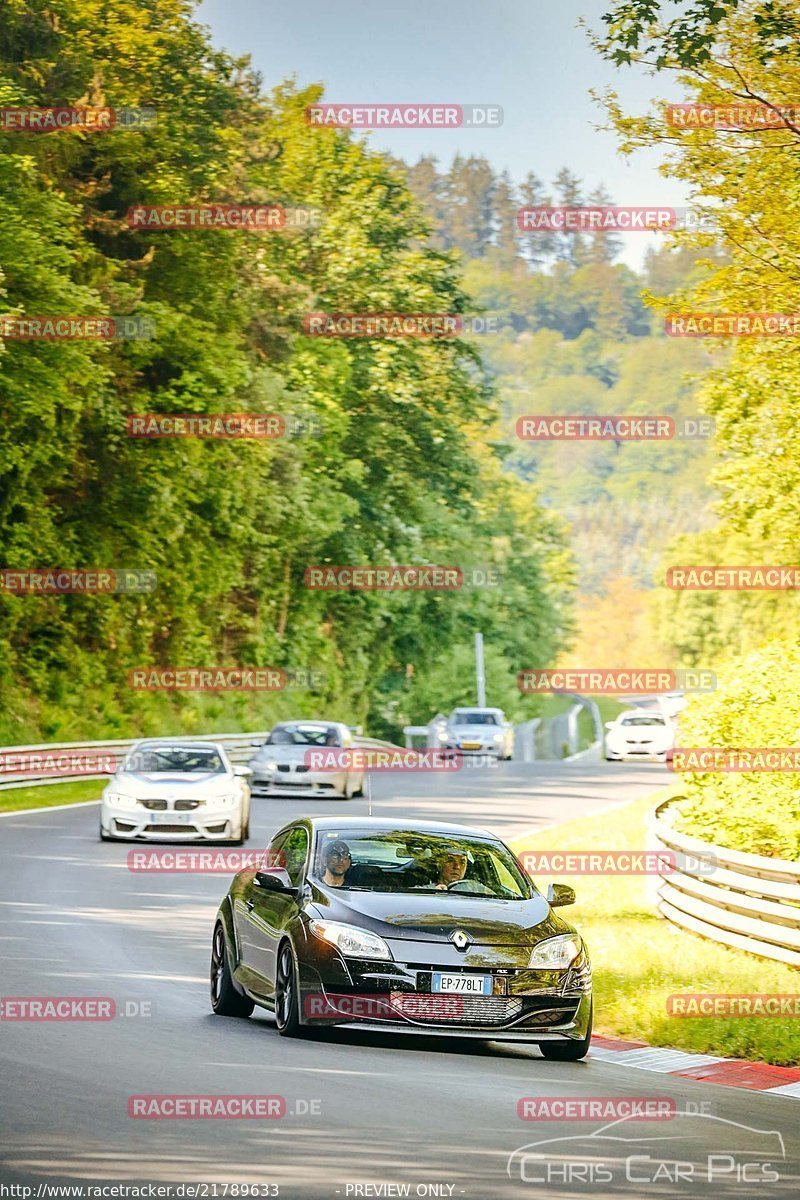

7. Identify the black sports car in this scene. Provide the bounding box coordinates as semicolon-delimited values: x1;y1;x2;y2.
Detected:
210;817;593;1059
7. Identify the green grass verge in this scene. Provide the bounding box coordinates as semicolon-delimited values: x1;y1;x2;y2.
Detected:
0;779;102;813
511;788;800;1065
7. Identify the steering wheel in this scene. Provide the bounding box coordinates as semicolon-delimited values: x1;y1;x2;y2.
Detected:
446;879;493;894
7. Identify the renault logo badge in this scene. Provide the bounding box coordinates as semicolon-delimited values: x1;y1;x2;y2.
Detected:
450;930;472;951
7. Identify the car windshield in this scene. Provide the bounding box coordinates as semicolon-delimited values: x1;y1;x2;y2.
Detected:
266;724;341;747
313;829;530;899
124;746;226;774
451;712;499;726
620;716;665;727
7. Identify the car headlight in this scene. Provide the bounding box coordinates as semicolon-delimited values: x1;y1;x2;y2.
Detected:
492;732;504;742
529;934;582;970
309;920;393;961
258;759;278;772
104;791;136;810
213;793;239;807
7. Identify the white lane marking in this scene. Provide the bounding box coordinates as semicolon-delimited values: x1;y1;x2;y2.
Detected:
614;1049;727;1072
205;1063;382;1075
0;800;100;818
592;1047;728;1072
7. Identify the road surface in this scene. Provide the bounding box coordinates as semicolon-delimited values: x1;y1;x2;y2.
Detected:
1;758;797;1197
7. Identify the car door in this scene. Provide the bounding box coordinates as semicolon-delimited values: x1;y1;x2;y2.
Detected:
233;829;287;990
238;825;309;998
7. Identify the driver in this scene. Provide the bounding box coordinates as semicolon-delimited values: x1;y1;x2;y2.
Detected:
321;840;352;888
433;850;468;891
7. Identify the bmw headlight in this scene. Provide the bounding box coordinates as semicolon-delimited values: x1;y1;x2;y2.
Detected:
309;920;393;961
529;934;582;970
214;793;239;807
104;791;136;810
492;732;504;742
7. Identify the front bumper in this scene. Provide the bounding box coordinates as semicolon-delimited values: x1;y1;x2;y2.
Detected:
250;768;346;797
606;743;668;761
444;743;504;757
101;803;242;840
297;943;592;1042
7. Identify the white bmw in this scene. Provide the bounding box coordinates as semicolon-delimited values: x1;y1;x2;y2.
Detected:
248;720;365;799
604;711;674;762
99;740;251;843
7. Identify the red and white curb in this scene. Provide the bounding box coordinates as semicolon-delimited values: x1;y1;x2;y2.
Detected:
590;1035;800;1098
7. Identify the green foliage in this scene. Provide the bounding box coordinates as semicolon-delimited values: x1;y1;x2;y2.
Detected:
675;641;800;858
655;529;800;662
0;0;573;743
596;1;745;68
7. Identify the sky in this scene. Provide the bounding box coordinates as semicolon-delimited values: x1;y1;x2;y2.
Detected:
197;0;692;267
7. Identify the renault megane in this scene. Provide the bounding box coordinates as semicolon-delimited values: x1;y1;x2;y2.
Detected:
210;817;592;1059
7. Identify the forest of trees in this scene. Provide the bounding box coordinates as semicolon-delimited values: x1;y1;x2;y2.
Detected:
395;152;722;654
0;0;575;743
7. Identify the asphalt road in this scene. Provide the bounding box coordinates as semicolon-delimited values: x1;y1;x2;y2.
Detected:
1;758;798;1198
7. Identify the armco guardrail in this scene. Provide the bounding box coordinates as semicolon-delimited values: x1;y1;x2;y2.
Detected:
0;731;398;791
647;797;800;968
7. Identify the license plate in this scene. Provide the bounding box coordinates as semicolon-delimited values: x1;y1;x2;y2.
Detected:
150;811;193;824
461;742;481;750
432;972;491;995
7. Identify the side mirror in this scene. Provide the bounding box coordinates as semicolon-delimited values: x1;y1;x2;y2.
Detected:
546;882;576;907
254;868;295;893
605;721;615;730
234;764;253;778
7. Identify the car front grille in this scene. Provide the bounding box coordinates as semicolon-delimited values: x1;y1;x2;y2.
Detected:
389;993;523;1026
174;799;202;810
520;1001;581;1027
139;799;168;811
144;823;196;834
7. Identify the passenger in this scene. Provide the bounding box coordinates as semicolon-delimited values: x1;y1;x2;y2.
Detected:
321;840;352;888
433;850;468;891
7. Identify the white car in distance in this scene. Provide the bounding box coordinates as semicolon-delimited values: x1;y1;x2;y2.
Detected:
444;707;514;760
604;711;675;762
99;740;251;843
249;720;365;799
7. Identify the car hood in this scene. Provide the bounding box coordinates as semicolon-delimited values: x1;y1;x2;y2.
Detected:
111;771;234;796
252;744;335;764
309;887;563;946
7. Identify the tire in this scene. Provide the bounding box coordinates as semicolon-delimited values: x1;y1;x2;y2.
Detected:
99;821;113;842
275;941;302;1037
210;921;254;1018
352;783;365;798
539;1002;592;1061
